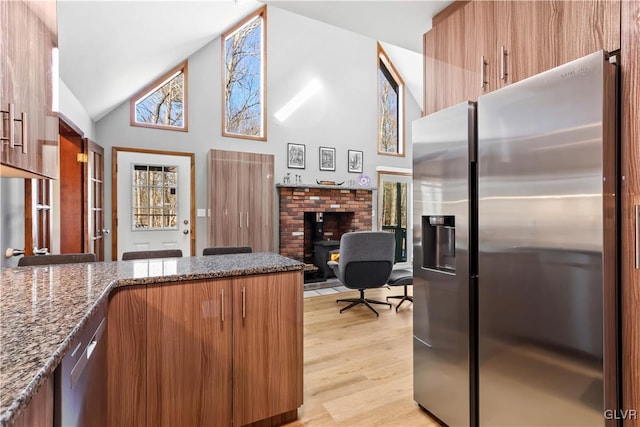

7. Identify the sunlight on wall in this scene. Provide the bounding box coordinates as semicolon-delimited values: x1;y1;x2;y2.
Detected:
274;78;322;122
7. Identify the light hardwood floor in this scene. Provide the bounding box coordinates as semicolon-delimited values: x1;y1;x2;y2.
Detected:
284;287;439;427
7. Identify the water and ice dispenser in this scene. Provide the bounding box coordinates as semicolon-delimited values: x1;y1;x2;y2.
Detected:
422;215;456;272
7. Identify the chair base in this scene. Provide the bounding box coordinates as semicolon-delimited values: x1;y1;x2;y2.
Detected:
337;289;392;317
386;285;413;312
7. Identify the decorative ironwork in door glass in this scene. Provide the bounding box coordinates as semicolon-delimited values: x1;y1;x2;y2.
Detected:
131;164;178;230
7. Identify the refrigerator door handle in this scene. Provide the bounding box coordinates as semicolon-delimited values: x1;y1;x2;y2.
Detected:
635;205;640;269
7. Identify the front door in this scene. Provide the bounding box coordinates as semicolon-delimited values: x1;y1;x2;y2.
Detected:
114;149;194;260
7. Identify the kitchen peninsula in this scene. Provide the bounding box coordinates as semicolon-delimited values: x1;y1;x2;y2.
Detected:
0;253;304;427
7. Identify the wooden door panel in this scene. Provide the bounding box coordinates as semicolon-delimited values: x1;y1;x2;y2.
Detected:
147;279;232;427
233;272;303;426
432;6;467;111
107;287;147;427
86;140;105;261
208;150;240;247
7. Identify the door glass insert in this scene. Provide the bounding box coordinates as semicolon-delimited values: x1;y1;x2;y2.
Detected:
381;181;408;262
132;164;178;230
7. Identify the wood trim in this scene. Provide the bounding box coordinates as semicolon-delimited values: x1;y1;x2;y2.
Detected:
111;147;196;260
58;113;85;138
377;42;405;157
129;60;188;132
621;0;640;423
432;0;470;27
221;6;267;142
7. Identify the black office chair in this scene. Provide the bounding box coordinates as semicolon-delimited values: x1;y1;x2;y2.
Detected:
202;246;252;255
328;231;396;316
18;253;97;266
121;249;183;260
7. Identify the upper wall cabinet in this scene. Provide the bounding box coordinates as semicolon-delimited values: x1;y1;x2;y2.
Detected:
424;0;621;115
1;0;59;179
496;0;621;90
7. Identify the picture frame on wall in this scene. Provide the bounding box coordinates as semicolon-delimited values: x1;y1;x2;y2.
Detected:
319;147;336;171
348;150;363;173
287;143;306;169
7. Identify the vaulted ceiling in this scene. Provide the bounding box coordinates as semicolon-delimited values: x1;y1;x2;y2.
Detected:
58;0;452;121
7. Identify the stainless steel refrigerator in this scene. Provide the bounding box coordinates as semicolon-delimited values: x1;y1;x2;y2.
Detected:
412;50;619;427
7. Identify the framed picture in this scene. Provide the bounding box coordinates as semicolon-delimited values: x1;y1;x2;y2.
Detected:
319;147;336;171
348;150;363;173
287;143;305;169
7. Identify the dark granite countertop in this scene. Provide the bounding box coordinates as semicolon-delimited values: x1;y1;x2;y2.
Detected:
0;253;303;427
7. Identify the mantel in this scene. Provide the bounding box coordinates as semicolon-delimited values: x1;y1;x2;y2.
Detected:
276;183;376;191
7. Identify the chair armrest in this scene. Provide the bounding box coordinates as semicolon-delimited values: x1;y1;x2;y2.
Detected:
327;260;340;277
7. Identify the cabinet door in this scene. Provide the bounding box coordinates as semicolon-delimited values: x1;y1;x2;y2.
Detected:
497;0;620;89
428;6;467;113
1;0;58;178
107;286;147;427
208;150;241;247
233;272;303;426
464;0;496;100
243;152;274;252
147;279;232;427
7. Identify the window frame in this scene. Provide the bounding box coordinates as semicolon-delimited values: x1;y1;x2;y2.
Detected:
129;61;188;132
377;42;405;157
222;6;267;141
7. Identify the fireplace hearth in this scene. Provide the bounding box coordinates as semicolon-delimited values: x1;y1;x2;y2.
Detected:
277;184;374;265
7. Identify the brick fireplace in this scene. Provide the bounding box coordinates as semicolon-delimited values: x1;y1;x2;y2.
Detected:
277;185;374;262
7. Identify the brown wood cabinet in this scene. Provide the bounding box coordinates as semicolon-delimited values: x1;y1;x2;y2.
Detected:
0;0;59;178
107;271;303;426
208;149;274;252
146;279;232;427
233;272;303;426
621;0;640;424
12;375;54;427
424;0;621;115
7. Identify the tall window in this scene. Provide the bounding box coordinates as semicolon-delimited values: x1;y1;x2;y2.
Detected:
377;43;404;156
223;7;266;141
130;61;188;131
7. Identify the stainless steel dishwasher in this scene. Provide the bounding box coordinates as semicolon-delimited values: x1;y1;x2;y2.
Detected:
55;299;107;427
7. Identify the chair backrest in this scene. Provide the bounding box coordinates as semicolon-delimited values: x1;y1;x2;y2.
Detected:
18;253;97;267
337;232;395;289
202;246;252;256
121;249;183;261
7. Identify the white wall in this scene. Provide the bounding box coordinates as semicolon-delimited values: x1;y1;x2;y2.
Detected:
96;6;420;260
59;79;96;140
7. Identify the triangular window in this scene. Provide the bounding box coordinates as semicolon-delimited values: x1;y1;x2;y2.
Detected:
130;61;187;131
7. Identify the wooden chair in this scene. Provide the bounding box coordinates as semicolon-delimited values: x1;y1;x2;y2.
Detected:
121;249;183;260
202;246;252;256
18;253;97;267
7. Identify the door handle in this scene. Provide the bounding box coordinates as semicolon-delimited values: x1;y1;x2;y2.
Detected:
239;212;243;228
221;288;225;323
635;205;640;269
480;55;488;89
242;286;246;319
246;212;249;228
70;317;106;389
500;46;507;81
0;103;15;147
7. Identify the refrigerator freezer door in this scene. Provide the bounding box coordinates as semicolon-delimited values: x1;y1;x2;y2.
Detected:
477;51;617;426
412;101;475;427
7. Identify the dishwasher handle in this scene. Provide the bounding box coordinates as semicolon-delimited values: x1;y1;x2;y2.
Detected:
70;317;106;389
